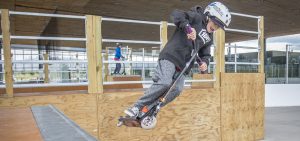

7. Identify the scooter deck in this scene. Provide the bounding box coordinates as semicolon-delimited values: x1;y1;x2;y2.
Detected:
117;116;141;128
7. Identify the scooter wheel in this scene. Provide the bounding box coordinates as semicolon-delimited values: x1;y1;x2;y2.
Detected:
140;116;157;130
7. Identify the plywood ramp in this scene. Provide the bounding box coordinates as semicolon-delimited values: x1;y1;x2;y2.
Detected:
0;108;43;141
98;88;221;141
0;94;99;138
221;73;265;141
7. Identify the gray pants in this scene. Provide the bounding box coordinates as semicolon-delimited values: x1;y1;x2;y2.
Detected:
134;60;185;109
114;63;121;74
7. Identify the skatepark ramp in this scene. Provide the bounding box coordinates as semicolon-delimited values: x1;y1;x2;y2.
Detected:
31;105;98;141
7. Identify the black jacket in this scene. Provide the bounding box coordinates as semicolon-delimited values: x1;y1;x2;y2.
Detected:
159;6;213;74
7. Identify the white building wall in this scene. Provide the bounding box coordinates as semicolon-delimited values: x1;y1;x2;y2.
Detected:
265;84;300;107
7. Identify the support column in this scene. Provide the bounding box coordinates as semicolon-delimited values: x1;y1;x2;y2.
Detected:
1;9;13;96
86;15;103;94
214;29;225;88
258;16;265;73
160;21;168;50
43;54;49;83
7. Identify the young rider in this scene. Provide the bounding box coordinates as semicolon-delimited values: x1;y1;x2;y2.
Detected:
125;2;231;117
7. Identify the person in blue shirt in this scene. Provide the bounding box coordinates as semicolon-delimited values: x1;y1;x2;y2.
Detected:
113;43;124;74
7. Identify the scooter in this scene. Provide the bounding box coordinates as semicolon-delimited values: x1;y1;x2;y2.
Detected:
117;41;202;129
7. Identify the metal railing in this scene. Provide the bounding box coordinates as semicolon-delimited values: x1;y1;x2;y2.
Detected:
9;11;86;43
224;44;260;73
10;36;86;41
9;11;86;19
224;28;259;35
102;39;161;45
222;12;262;73
0;10;262;88
225;11;261;35
0;60;88;64
102;17;161;25
230;12;260;19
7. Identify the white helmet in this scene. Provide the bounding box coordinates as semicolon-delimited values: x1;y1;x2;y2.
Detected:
204;2;231;29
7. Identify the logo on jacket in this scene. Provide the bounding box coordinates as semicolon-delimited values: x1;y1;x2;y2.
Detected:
198;29;211;44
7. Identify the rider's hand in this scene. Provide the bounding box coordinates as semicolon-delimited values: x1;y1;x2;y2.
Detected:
187;28;196;41
199;62;207;72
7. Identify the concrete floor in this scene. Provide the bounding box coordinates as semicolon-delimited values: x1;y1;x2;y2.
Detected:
264;106;300;141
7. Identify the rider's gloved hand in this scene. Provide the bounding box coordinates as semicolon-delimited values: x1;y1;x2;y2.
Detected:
199;62;207;72
186;24;196;41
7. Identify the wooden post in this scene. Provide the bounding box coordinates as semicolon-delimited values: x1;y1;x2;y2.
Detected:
214;29;225;88
258;16;264;73
160;21;168;50
104;47;109;81
1;9;13;96
43;54;49;83
86;15;103;94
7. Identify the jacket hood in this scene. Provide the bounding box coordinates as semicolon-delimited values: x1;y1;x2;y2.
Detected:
190;5;204;14
190;5;207;25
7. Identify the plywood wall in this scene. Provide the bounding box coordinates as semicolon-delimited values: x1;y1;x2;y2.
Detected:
98;88;221;141
0;86;87;95
220;73;265;141
105;75;143;89
192;74;214;88
0;73;265;141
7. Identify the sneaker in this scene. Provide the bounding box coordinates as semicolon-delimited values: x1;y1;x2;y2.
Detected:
124;106;140;117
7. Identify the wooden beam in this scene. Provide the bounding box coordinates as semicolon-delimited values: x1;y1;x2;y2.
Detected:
86;15;103;94
160;21;168;50
43;54;49;83
1;9;14;97
258;16;264;73
214;29;225;88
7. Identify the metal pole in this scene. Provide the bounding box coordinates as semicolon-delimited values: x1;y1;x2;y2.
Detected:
226;45;260;49
9;11;86;19
126;46;129;59
76;53;80;82
102;17;161;25
225;28;259;34
102;39;161;45
271;65;273;78
142;48;145;80
129;49;132;75
286;44;289;84
234;44;237;73
11;36;86;41
230;12;260;19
